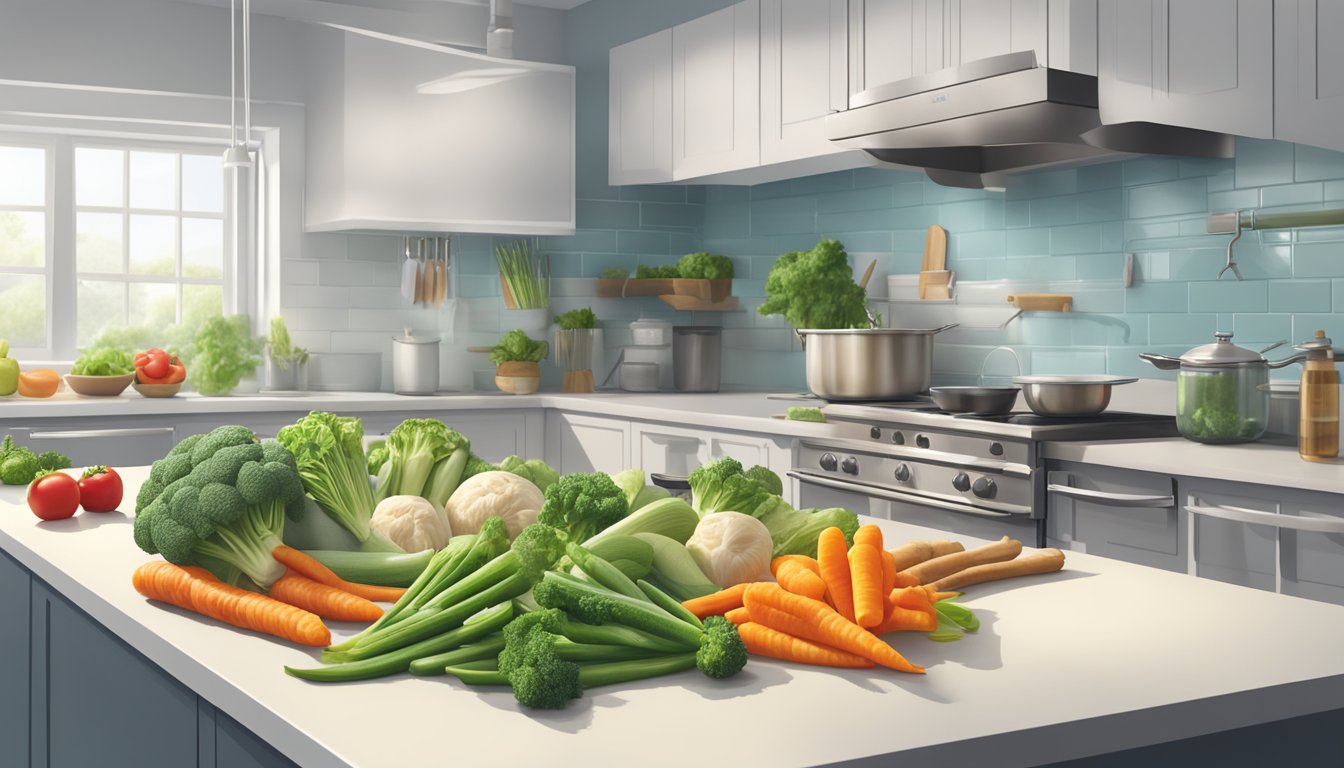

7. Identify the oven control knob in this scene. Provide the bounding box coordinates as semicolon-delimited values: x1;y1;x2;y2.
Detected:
870;426;882;439
989;442;1004;456
972;476;997;498
819;453;838;471
891;431;905;445
915;434;931;449
840;456;859;475
893;463;911;483
952;472;971;492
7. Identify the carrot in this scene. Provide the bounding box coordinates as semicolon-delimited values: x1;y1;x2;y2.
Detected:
893;571;921;588
743;583;924;674
724;606;752;625
132;561;330;647
925;588;961;603
272;545;407;603
880;549;898;597
887;540;965;572
817;527;856;622
929;548;1066;592
738;622;875;669
681;582;751;619
872;604;938;635
770;554;820;577
890;586;936;614
269;570;383;622
849;527;885;628
899;536;1023;585
853;525;883;550
775;559;828;601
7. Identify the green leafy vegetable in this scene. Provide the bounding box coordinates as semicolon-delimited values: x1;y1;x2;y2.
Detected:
553;307;597;330
376;418;471;509
71;347;135;376
786;406;826;423
496;240;549;309
497;455;559;491
927;599;980;642
759;239;871;330
489;329;548;364
37;450;71;472
275;411;389;549
634;264;679;279
267;316;308;368
599;267;629;280
1177;372;1261;442
688;457;771;518
0;441;39;485
675;252;734;280
189;315;263;396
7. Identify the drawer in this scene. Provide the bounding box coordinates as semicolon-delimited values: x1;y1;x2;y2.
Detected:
1046;461;1183;572
5;425;176;468
1276;493;1344;606
1185;483;1279;593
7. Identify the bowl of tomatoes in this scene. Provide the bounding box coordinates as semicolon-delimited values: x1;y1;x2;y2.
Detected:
132;348;186;397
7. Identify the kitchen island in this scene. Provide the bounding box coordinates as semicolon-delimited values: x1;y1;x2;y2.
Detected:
3;467;1344;767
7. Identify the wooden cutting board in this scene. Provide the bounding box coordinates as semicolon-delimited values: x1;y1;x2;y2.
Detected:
920;225;947;299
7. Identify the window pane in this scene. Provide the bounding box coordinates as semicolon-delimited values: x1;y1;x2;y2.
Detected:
76;212;123;273
129;214;175;275
0;211;45;267
129;282;177;329
75;147;124;207
182;284;223;327
129;151;175;210
0;273;45;347
77;279;125;348
182;154;224;213
182;217;223;278
0;146;44;206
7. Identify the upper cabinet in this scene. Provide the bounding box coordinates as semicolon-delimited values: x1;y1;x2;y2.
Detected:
671;0;762;180
1097;0;1273;140
305;27;576;235
608;30;673;186
1274;0;1344;153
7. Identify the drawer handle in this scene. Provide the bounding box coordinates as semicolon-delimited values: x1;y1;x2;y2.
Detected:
1186;503;1344;534
788;471;1021;518
28;427;176;439
1046;483;1174;508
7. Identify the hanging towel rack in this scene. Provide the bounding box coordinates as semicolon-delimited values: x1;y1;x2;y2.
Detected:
1207;207;1344;234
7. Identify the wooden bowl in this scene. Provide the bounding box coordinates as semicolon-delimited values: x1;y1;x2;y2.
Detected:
495;362;540;395
132;381;183;398
64;373;134;396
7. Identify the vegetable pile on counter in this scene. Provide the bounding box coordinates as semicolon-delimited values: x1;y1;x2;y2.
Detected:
0;435;71;486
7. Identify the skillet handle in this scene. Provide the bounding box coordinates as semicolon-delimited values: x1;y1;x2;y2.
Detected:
1138;352;1181;371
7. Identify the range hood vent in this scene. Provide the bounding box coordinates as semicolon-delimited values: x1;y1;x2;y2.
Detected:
826;51;1233;189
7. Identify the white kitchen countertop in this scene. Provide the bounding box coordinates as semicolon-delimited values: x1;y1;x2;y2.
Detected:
3;467;1344;767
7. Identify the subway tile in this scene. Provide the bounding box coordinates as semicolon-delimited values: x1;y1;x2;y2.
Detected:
892;183;925;206
1005;200;1030;228
832;231;893;252
921;184;986;204
1073;253;1127;282
1206;168;1236;192
1235;138;1295;188
1075;188;1124;222
1292;314;1344;342
1031;349;1107;375
540;230;618;253
815;185;893;214
1269;279;1332;313
1326;180;1344;202
750;178;795;200
576;199;640;229
819;208;897;233
300;233;349;260
280;285;350;308
1333;279;1344;312
1148;314;1216;345
1179;157;1230;179
936;200;987;231
619;185;687;203
281;259;320;286
953;230;1005;259
1006;228;1050;257
319;260;374;287
1071;314;1146;346
1296;226;1344;243
1005;168;1077;199
1127;177;1208;219
640;202;703;229
1125;218;1183;242
1188;280;1269;313
1078;161;1124;192
853;166;917;188
1294;144;1344;182
1068;286;1126;313
703;201;751;239
344;286;408;309
705;185;751;203
1233;314;1292;344
1003;256;1075;281
548;254;584;278
1123;157;1181;186
1101;221;1125;251
750;196;817;235
1017;316;1074;346
370;262;402;288
790;170;854;195
1029;196;1078;227
278;307;349;332
686;185;707;203
456;250;496;276
1293;242;1344;277
616;230;670;255
1050;223;1103;255
983;198;1005;229
457;274;501;299
344;234;401;262
1260;182;1323;208
1125;281;1188;313
889;204;940;229
1207;188;1260;211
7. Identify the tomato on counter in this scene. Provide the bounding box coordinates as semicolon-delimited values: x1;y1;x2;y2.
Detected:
28;471;80;521
134;348;186;385
78;466;123;512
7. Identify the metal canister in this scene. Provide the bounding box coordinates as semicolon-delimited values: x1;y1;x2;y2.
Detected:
672;326;722;392
392;329;440;395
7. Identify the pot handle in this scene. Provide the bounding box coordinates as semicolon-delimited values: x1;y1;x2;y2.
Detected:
1138;352;1182;371
1267;353;1307;369
930;323;959;334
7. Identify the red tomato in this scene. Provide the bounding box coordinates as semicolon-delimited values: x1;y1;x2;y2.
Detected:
78;466;123;512
142;349;170;380
28;472;81;521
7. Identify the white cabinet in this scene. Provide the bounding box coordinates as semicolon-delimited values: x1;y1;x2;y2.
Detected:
2;423;178;469
672;0;761;180
849;0;947;94
1096;0;1273;139
608;30;673;185
544;412;631;475
631;422;795;505
1046;461;1185;573
304;27;576;236
1274;0;1344;153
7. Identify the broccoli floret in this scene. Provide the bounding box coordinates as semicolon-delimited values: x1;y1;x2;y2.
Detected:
36;450;71;472
675;252;734;280
532;571;703;650
0;447;39;485
261;438;297;472
150;453;193;487
786;406;826;423
505;628;583;709
189;425;258;466
633;263;679;280
696;615;748;679
538;472;628;543
759;239;871;330
498;455;559;492
460;454;497;480
743;465;783;496
687;457;770;518
168;432;204;458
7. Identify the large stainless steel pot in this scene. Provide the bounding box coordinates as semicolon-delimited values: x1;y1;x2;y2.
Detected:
798;325;956;401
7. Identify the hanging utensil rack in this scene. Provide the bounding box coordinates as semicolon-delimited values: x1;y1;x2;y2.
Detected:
1206;206;1344;282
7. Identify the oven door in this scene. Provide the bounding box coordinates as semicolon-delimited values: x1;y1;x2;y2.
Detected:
790;470;1042;545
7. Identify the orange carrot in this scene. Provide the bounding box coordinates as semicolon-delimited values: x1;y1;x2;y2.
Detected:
771;554;821;577
775;559;828;601
853;524;883;550
681;582;751;619
926;588;961;602
272;545;407;603
743;583;924;674
269;570;383;622
893;571;921;588
890;585;936;614
880;549;898;598
849;528;885;628
872;604;938;635
738;622;876;668
817;527;856;622
132;560;330;647
724;606;752;625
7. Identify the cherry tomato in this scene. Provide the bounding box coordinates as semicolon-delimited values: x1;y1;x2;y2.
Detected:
28;472;80;521
78;466;123;512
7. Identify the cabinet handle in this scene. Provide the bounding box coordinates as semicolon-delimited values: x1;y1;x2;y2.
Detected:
788;470;1023;518
1186;504;1344;534
28;427;175;440
1046;483;1174;508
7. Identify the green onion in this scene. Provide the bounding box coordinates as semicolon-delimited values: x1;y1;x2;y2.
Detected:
495;240;550;309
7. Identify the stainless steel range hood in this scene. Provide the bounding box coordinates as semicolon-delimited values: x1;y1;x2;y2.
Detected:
825;51;1234;189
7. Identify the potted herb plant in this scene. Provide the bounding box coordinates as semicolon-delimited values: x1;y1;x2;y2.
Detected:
553;307;597;393
495;239;550;337
265;316;309;392
490;329;548;395
189;315;265;396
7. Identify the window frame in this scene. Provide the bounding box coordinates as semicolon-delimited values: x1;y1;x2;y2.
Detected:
0;132;58;359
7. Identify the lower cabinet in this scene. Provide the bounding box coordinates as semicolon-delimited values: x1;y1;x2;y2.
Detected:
1;551;296;768
1046;461;1184;573
544;412;632;475
631;422;795;504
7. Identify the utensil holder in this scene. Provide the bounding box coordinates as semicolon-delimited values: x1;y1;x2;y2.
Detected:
555;328;595;393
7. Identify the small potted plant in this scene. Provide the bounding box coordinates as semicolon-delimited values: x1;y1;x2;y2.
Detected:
265;316;309;392
490;329;548;395
189;315;264;396
554;307;597;393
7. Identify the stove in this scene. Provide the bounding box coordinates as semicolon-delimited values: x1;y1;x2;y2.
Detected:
776;394;1178;547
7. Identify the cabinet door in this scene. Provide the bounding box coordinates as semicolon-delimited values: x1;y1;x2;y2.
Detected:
1184;482;1278;592
1097;0;1273;139
1278;490;1344;607
608;30;673;185
1274;0;1344;153
950;0;1047;67
6;424;177;468
761;0;850;165
1046;462;1184;572
849;0;946;95
0;552;28;768
545;412;630;475
672;0;761;180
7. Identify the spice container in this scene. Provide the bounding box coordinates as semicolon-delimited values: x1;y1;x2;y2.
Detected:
1297;330;1339;462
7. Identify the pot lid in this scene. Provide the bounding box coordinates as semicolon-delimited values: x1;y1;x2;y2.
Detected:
1296;329;1335;352
393;328;441;344
1181;331;1264;366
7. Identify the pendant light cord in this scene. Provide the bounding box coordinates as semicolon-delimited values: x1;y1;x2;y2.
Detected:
229;0;237;148
242;0;250;154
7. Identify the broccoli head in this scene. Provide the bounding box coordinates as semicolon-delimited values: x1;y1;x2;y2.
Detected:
460;454;497;480
498;455;559;492
676;252;734;280
36;450;71;472
538;472;628;543
688;457;770;518
510;522;568;582
759;239;871;330
0;446;39;485
696;615;748;679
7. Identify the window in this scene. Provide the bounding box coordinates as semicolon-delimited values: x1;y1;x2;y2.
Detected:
0;135;233;359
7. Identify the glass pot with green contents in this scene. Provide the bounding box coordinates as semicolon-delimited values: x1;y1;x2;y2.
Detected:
1140;332;1305;444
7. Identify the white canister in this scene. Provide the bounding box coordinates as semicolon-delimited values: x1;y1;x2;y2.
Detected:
392;330;441;395
630;316;672;346
620;362;660;392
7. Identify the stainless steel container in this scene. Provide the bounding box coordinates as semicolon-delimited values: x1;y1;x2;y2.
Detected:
929;386;1019;415
1013;375;1137;417
392;330;440;395
797;325;956;401
673;326;722;392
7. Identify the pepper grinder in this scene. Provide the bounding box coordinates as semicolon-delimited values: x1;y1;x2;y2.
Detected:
1297;330;1339;462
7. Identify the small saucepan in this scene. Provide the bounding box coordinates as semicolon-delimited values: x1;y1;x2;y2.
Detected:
928;386;1020;415
1013;375;1137;417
